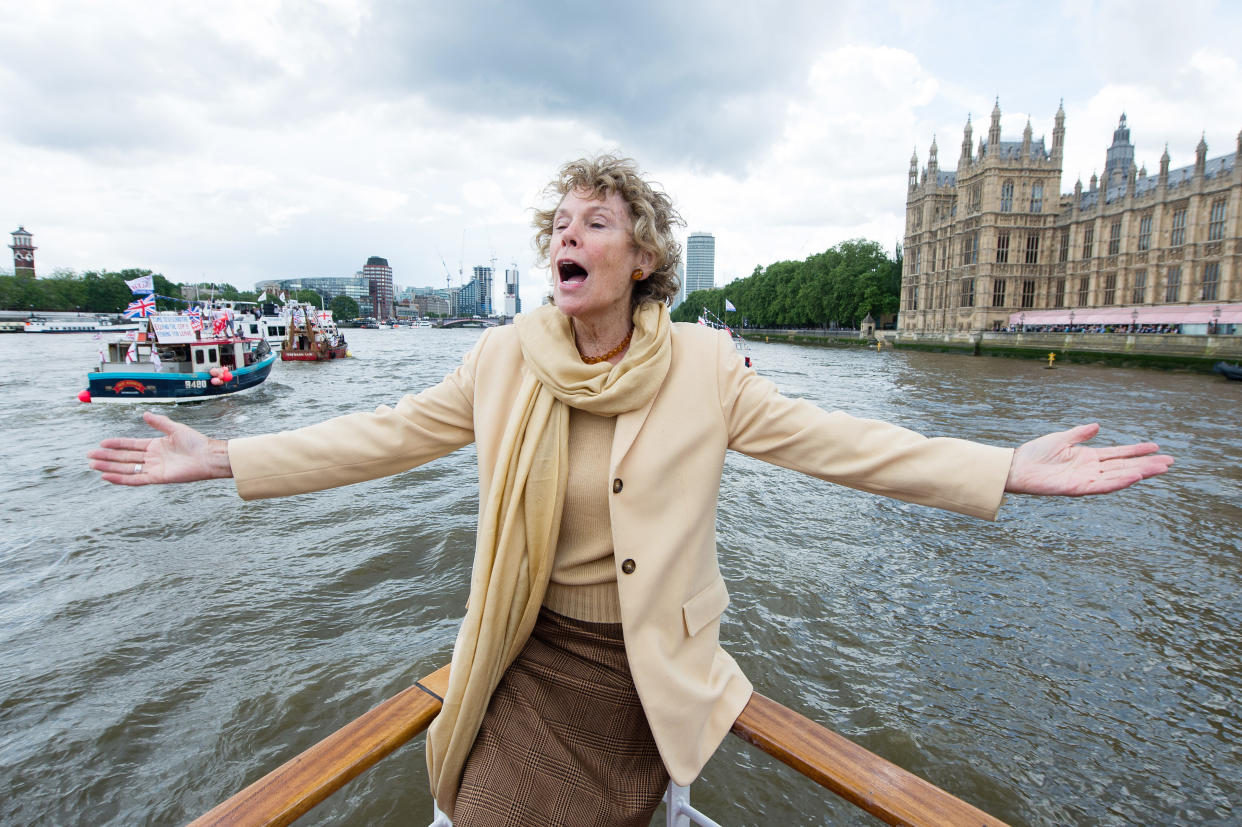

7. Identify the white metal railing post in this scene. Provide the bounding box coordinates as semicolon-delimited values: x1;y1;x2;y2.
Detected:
663;781;725;827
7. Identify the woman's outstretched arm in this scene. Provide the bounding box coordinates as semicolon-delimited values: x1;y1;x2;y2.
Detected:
87;410;233;486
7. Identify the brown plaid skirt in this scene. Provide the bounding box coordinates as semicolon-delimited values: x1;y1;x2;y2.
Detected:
452;608;669;827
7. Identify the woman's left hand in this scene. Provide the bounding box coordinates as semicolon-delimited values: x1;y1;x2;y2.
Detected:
1005;423;1173;496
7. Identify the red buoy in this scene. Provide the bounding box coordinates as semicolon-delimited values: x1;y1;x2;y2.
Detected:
77;390;92;403
219;369;233;382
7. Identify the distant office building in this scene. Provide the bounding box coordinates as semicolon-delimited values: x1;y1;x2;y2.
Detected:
9;226;36;277
902;101;1240;332
504;267;521;317
363;256;395;320
685;232;716;297
402;285;453;317
453;266;494;317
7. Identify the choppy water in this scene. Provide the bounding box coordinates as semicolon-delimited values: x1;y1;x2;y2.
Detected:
1;329;1239;826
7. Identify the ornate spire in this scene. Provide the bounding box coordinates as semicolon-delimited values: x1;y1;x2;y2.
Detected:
961;115;973;165
1052;99;1066;158
1195;133;1208;175
988;97;1002;152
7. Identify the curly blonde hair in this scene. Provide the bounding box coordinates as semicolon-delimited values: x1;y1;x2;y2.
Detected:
533;154;685;307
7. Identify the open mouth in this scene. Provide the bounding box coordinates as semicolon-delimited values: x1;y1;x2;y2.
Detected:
558;260;588;283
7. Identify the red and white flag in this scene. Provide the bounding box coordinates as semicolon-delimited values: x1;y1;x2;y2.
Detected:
123;295;156;318
125;342;137;363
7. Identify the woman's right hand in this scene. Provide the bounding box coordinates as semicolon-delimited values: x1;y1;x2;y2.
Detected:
87;411;233;485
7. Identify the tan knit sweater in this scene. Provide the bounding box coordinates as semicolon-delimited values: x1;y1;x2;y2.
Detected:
542;408;622;622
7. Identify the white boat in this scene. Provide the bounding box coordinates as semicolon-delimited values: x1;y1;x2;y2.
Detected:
23;314;139;334
698;307;754;369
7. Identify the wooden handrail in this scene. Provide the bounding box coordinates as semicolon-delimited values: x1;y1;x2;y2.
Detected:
187;665;450;827
730;691;1009;826
188;664;1008;827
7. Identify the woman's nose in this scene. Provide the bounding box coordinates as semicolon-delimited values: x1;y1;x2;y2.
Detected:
559;221;579;246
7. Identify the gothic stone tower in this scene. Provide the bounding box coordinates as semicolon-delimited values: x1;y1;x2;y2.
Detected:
9;226;36;277
901;100;1065;332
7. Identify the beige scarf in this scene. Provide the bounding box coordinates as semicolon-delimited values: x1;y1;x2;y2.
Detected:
426;300;672;816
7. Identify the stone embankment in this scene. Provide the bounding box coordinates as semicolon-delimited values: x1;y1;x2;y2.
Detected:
738;327;1242;371
877;331;1242;372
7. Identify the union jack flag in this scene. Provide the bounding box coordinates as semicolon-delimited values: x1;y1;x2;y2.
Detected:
123;295;156;318
185;306;203;331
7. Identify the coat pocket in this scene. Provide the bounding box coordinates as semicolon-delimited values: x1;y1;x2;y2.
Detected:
681;576;730;637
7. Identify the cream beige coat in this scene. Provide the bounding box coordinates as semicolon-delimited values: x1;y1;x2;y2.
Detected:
228;321;1013;787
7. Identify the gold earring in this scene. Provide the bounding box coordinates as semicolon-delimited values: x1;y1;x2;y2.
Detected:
631;269;644;281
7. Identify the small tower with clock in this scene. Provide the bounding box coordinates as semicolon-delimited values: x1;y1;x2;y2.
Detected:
10;226;36;278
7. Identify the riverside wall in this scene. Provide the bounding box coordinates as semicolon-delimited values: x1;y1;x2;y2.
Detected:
739;327;1242;372
877;330;1242;372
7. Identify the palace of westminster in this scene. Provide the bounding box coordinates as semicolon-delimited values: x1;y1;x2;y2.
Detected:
901;100;1240;333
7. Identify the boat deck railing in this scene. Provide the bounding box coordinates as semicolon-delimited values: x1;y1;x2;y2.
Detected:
187;664;1010;827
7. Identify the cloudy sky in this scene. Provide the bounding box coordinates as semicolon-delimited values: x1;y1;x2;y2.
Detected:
2;0;1239;310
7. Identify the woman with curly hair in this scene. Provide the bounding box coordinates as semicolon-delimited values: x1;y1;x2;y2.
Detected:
89;154;1171;826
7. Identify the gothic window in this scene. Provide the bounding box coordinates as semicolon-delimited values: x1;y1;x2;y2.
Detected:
1132;270;1147;304
1053;277;1066;308
1201;262;1220;301
1208;199;1227;241
1108;219;1122;255
1025;233;1039;265
1138;214;1152;251
1165;266;1182;303
1030;182;1043;213
1171;208;1187;247
911;285;919;311
940;243;948;270
1082;226;1094;259
1059;230;1070;263
996;231;1010;264
970;183;982;213
1021;279;1036;308
992;278;1007;307
1102;273;1117;305
960;277;975;308
962;231;978;265
1078;277;1090;306
913;248;922;274
1000;180;1014;212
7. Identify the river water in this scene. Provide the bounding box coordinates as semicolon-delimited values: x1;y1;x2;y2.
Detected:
1;328;1238;826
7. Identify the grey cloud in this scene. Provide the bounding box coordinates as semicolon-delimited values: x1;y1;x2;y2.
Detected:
0;18;284;155
347;0;847;173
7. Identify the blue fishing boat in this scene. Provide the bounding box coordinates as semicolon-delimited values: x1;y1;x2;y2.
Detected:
81;313;277;404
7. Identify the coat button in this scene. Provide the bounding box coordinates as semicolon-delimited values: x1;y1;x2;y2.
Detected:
621;558;636;574
612;478;623;494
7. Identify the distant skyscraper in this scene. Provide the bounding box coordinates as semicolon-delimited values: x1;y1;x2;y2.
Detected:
363;256;395;320
471;265;494;316
504;267;521;317
685;232;715;297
